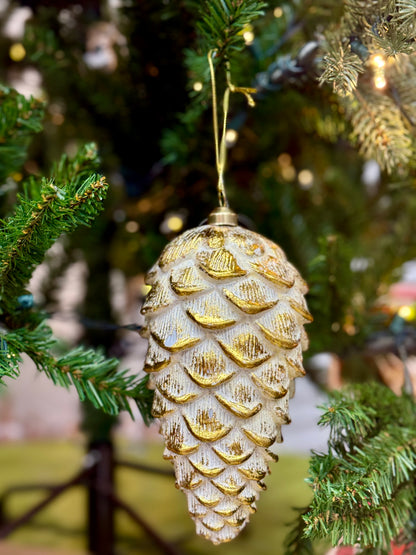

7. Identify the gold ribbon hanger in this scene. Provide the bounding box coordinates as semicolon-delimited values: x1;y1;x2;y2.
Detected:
207;50;257;209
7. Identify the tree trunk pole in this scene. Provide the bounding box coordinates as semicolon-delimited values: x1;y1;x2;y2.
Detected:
87;441;115;555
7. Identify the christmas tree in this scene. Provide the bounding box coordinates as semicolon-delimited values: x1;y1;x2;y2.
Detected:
0;86;152;418
1;1;416;553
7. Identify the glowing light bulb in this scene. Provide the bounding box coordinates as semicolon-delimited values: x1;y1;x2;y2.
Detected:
125;221;139;233
166;215;184;232
274;7;283;17
374;75;387;89
398;305;415;321
298;169;314;189
225;129;238;147
370;53;387;89
371;54;385;68
243;30;255;45
281;165;296;181
193;81;203;92
9;43;26;61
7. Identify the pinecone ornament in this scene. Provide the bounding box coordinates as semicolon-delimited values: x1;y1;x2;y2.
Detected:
140;207;312;544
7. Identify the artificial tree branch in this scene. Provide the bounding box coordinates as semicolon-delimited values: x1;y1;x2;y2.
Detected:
1;321;153;420
285;384;416;552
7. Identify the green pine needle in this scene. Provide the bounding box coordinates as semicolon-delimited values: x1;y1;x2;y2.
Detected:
197;0;267;57
0;86;153;424
0;334;20;383
0;86;44;183
318;1;416;171
347;88;413;173
319;41;364;97
0;144;107;312
294;384;416;550
1;322;153;420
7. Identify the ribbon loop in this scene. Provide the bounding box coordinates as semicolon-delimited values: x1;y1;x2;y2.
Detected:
208;51;256;208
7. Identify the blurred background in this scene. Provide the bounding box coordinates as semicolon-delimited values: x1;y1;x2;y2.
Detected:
1;0;416;554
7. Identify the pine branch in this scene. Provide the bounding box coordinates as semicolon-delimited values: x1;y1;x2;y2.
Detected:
162;0;267;164
297;384;416;550
0;88;154;424
0;332;20;382
305;486;415;548
344;0;381;19
392;0;416;28
346;87;413;173
371;21;416;56
323;1;416;64
1;322;153;420
388;56;416;126
189;0;268;87
0;144;107;312
319;41;365;97
319;393;377;455
367;0;416;55
197;0;267;58
0;86;44;183
317;1;416;172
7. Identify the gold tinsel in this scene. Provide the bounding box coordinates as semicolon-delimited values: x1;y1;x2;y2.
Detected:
141;218;312;544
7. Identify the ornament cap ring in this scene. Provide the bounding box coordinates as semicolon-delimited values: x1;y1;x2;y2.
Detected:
208;206;238;226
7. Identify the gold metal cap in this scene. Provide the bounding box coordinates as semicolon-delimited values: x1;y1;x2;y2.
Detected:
208;206;238;226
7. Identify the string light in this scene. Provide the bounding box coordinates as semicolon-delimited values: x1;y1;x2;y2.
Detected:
398;305;416;321
371;55;385;69
193;81;203;92
225;128;238;147
125;221;139;233
167;216;183;232
374;75;387;89
370;53;387;90
49;103;65;126
9;42;26;61
273;7;283;18
113;209;126;223
147;64;159;77
160;213;184;234
277;153;296;180
243;25;255;45
281;165;296;181
298;169;314;189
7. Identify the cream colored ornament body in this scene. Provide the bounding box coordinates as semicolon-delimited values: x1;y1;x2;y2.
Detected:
141;213;312;544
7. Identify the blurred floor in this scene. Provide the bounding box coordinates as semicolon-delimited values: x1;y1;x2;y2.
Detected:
0;442;315;555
